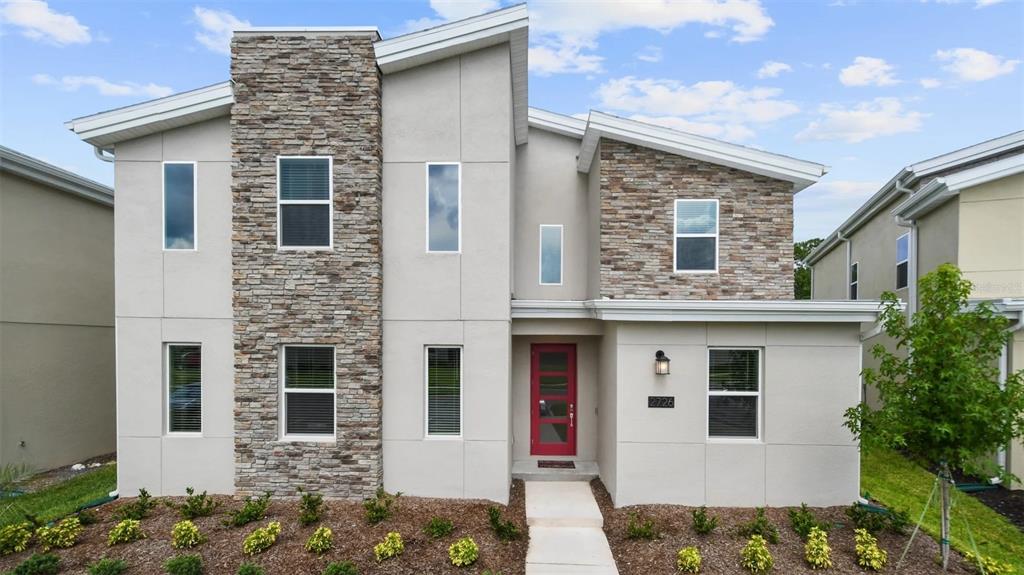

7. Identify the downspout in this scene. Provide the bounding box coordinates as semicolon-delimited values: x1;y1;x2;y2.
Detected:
996;307;1024;476
94;146;114;162
894;182;917;316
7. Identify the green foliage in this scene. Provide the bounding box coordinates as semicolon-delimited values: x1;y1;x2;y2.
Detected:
107;519;146;546
168;487;220;520
625;512;658;540
362;487;400;525
740;535;774;574
788;504;829;540
794;238;823;299
322;562;359;575
76;509;99;526
235;563;264;575
676;546;702;573
845;504;907;535
297;488;323;527
164;554;203;575
0;522;33;556
691;506;718;535
424;516;454;538
304;526;333;555
448;536;479;567
115;488;157;521
804;527;832;570
8;553;60;575
854;528;887;571
171;519;204;549
36;516;82;550
223;493;270;528
373;531;403;562
737;508;779;544
87;558;128;575
242;521;281;556
964;551;1015;575
486;506;521;542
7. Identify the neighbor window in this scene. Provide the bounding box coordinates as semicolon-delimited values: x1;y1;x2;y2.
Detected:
164;162;196;250
674;199;718;272
166;344;201;434
708;348;761;439
281;346;335;439
426;346;461;437
427;163;460;252
896;233;909;290
278;157;332;249
539;225;563;285
850;262;859;300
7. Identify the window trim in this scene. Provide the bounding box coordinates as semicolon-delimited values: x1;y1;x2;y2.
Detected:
706;347;763;442
424;345;463;440
276;156;334;251
162;161;198;252
165;342;202;437
895;232;910;290
673;198;719;274
425;162;462;254
538;224;564;286
279;344;337;442
850;261;859;300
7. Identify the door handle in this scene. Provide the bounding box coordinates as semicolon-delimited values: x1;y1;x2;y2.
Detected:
569;403;575;429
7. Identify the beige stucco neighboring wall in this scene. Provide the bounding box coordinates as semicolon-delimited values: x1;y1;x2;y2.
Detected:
958;173;1024;300
915;196;958;281
811;241;847;300
1010;329;1024;489
848;199;907;302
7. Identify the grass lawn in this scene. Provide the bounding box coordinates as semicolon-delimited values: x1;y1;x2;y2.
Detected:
862;448;1024;571
0;464;116;527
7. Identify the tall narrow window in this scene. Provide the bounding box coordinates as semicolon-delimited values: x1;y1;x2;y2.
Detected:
850;262;859;300
278;157;332;249
426;347;461;437
167;344;201;433
708;348;760;439
674;199;718;272
539;225;563;285
164;162;196;250
896;233;909;290
282;346;335;439
427;163;460;252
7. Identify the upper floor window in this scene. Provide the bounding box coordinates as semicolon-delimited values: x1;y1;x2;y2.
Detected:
164;162;196;250
896;233;909;290
708;348;761;439
850;262;859;300
281;345;335;440
427;163;460;252
426;346;462;437
539;225;563;285
674;199;718;273
166;344;201;434
278;157;332;249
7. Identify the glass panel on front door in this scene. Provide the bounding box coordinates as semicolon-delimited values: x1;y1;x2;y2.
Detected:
531;344;577;456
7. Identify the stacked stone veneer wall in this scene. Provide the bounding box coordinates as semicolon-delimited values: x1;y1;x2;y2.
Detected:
599;140;794;299
231;33;382;497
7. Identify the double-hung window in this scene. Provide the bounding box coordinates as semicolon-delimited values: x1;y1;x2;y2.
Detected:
539;225;563;285
425;346;461;437
166;344;201;434
281;346;335;440
896;233;909;290
707;348;761;439
278;157;332;249
426;163;460;252
674;199;718;272
850;262;859;300
164;162;196;250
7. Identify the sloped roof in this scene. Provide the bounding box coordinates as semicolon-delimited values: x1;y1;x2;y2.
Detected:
0;145;113;206
893;153;1024;220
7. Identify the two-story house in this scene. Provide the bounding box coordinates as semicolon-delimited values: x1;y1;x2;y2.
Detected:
66;5;880;507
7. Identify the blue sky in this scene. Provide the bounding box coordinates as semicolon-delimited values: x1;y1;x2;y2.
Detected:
2;0;1022;240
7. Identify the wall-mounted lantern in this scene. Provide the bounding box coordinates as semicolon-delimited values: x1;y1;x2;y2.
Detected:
655;350;671;375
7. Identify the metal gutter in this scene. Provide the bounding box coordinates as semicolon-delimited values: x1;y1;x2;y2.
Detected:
0;145;113;206
511;299;881;323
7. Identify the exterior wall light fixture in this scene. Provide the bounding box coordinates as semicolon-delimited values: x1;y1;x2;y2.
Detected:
655;350;670;375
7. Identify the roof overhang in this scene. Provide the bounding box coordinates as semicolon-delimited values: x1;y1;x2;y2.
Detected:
527;107;586;139
511;299;881;323
893;153;1024;220
0;145;113;206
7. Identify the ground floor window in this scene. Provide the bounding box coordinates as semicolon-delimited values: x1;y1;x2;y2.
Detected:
166;344;201;434
707;348;761;439
426;346;462;437
281;345;335;440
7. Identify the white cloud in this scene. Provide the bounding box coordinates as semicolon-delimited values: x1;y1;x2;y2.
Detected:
529;37;604;76
797;98;926;143
919;77;942;88
193;6;249;55
975;0;1004;6
635;45;663;63
794;180;881;240
0;0;90;45
396;0;498;34
629;115;757;141
936;47;1020;81
839;56;899;86
757;61;792;79
32;73;174;98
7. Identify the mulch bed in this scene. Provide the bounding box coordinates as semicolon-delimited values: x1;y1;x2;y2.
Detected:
0;480;528;575
968;486;1024;530
591;479;973;575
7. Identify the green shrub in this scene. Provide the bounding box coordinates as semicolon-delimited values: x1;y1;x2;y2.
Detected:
107;519;146;545
448;536;479;567
691;506;718;535
486;506;521;542
853;528;887;571
304;526;333;555
168;487;220;520
164;554;203;575
223;492;270;528
171;519;204;549
626;512;658;540
846;503;909;534
235;563;264;575
297;488;323;527
737;508;779;544
964;551;1015;575
115;488;157;521
373;531;403;562
676;546;702;573
0;522;33;556
363;487;400;525
424;516;454;538
36;516;83;550
9;553;60;575
242;521;281;556
789;504;830;541
87;558;128;575
740;535;774;574
76;509;100;526
322;562;359;575
804;526;832;570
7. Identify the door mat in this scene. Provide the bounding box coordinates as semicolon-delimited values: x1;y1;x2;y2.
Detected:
538;460;575;469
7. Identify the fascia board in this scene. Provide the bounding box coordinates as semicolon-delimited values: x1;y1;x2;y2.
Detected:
528;108;586;139
894;154;1024;220
510;299;880;323
909;130;1024;178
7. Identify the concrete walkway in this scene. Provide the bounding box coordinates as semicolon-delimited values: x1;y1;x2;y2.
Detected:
525;481;619;575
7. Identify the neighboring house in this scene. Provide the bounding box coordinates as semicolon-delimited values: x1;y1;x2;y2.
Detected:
805;132;1024;489
66;6;881;507
0;146;116;471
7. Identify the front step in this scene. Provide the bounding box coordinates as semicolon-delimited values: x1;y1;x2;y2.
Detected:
525;481;604;528
513;460;599;482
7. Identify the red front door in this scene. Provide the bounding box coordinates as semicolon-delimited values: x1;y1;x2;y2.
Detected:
530;344;577;456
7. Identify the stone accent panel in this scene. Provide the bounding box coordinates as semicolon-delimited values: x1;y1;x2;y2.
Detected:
231;33;382;497
599;140;794;300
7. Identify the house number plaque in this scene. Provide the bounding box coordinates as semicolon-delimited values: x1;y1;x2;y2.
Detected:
647;396;675;408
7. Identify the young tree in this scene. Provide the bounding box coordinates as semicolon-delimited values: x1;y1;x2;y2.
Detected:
844;264;1024;570
794;238;823;299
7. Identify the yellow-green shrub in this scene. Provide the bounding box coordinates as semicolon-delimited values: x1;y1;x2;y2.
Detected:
304;526;333;555
854;528;887;571
676;546;702;573
0;522;33;556
36;517;83;551
804;526;832;570
171;520;204;549
448;537;479;567
374;531;403;562
964;551;1014;575
740;535;774;574
242;521;281;556
107;519;146;546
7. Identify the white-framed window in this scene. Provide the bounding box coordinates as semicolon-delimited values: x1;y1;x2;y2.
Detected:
280;345;336;441
163;162;197;250
850;262;859;300
674;199;719;273
426;163;461;253
707;348;761;440
896;233;909;290
539;224;563;285
166;343;202;434
425;346;462;438
277;156;333;249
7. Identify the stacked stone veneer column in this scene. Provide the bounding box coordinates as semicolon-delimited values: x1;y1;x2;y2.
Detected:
231;33;382;497
599;140;795;299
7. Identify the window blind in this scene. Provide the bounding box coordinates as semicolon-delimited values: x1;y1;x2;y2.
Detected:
279;158;330;200
675;199;718;271
279;158;331;248
283;346;334;437
708;348;759;438
168;344;201;433
426;347;461;436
